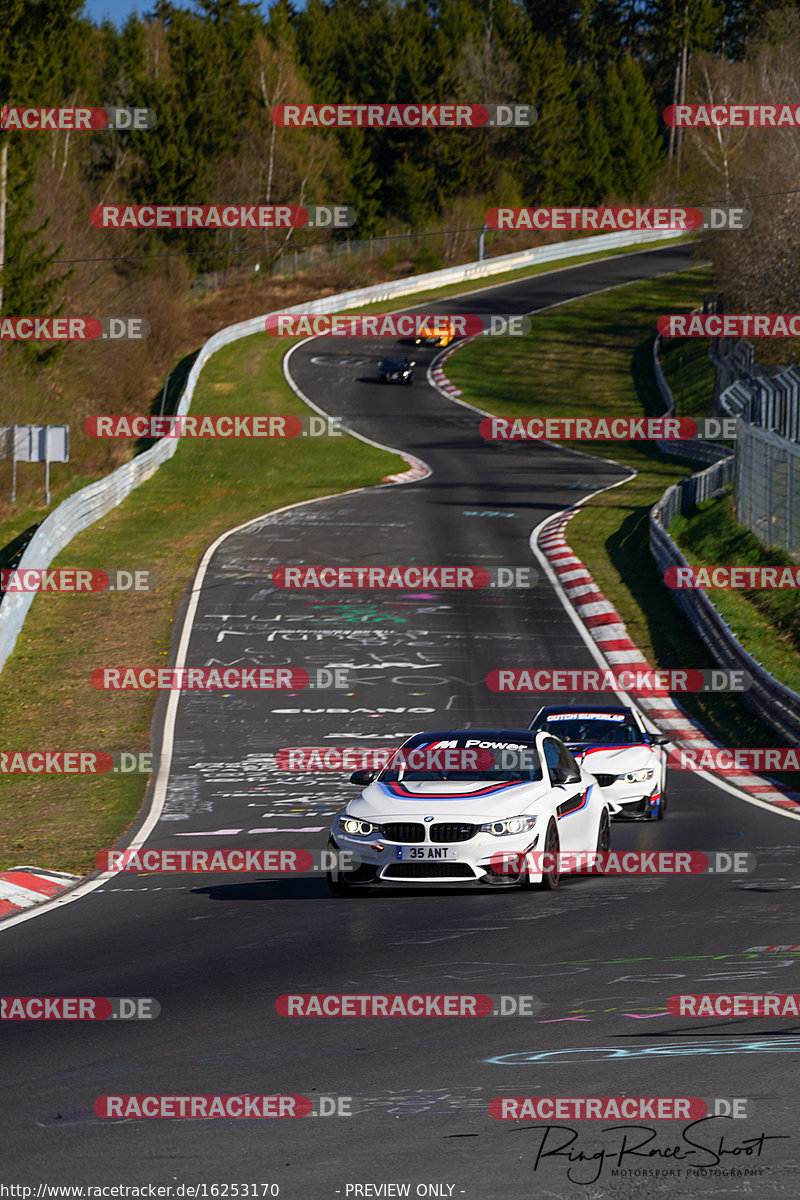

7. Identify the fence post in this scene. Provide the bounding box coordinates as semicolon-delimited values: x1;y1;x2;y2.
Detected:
477;225;489;261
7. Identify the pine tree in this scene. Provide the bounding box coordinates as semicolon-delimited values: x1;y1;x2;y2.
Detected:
576;66;614;202
518;35;584;203
522;0;635;67
0;0;83;333
295;0;340;99
266;0;299;52
602;56;663;199
339;127;383;234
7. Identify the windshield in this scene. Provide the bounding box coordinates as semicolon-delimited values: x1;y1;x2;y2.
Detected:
537;715;643;746
379;741;544;783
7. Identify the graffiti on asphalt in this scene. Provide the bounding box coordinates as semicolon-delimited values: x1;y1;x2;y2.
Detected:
486;1038;800;1065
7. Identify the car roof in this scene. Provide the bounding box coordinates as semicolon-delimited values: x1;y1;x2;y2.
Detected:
529;705;637;726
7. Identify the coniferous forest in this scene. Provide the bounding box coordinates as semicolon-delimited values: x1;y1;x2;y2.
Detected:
1;0;799;501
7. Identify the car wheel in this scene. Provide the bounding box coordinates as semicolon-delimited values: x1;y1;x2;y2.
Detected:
657;769;667;820
326;871;355;897
597;808;611;849
539;819;560;891
326;841;357;897
593;809;611;873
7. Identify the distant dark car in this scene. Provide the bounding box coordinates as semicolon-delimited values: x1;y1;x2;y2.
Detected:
378;356;414;384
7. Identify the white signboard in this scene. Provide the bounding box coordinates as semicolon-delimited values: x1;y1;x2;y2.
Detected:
9;424;69;504
13;424;69;463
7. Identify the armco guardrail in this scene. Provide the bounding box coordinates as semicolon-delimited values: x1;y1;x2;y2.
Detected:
650;344;800;744
0;225;684;677
719;364;800;443
652;331;733;466
711;336;760;405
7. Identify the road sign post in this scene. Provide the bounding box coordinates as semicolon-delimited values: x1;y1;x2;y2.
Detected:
9;424;69;504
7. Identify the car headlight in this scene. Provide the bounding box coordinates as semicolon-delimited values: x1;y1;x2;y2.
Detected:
622;768;654;783
479;815;537;837
338;816;378;837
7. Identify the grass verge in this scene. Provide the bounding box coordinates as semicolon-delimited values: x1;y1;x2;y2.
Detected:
670;494;800;692
0;335;404;873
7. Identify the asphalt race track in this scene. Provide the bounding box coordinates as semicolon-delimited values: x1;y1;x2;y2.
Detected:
3;245;800;1199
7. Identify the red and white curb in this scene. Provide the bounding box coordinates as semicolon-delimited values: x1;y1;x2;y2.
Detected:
538;509;800;812
430;360;463;398
382;454;430;484
0;866;81;919
431;338;477;398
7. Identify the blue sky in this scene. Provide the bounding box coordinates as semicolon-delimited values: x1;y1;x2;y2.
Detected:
82;0;274;26
83;0;158;23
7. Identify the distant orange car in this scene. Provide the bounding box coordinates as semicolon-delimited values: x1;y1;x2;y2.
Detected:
413;316;455;347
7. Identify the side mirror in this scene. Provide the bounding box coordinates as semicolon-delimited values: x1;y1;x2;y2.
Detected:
554;766;581;785
649;734;670;746
349;769;375;786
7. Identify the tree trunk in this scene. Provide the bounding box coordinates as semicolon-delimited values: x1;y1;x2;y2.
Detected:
675;35;688;177
0;139;8;321
668;54;680;160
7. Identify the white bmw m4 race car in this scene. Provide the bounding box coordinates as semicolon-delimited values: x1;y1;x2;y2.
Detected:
529;705;670;820
326;729;612;894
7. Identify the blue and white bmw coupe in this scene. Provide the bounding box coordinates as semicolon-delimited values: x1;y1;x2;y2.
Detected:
326;729;612;894
529;705;670;820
